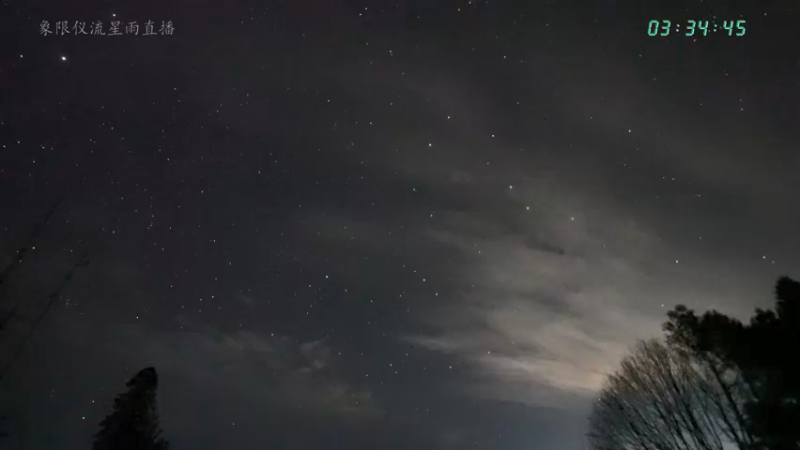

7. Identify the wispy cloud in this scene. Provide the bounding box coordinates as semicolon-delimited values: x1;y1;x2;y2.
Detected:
108;319;382;419
403;173;754;406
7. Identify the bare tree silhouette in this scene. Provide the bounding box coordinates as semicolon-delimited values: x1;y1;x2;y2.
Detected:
588;339;749;450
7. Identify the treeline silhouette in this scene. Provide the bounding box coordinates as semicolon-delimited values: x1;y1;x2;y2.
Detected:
588;276;800;450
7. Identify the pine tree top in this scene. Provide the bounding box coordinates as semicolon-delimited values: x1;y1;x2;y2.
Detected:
92;367;169;450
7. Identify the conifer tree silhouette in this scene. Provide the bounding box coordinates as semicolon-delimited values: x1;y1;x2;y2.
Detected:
92;367;169;450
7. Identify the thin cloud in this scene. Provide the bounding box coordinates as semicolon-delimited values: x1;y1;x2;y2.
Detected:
404;175;754;406
108;319;382;419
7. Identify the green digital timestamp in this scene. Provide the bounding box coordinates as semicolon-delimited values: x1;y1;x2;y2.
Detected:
647;19;746;37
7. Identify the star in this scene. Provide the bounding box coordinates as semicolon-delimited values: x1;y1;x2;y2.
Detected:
60;56;67;61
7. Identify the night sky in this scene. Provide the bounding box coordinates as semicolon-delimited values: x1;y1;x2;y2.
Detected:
1;0;799;448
